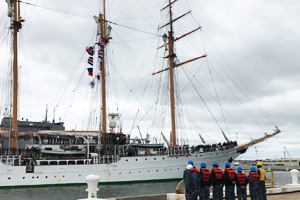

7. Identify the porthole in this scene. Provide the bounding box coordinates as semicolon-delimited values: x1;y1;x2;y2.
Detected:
8;177;10;180
176;157;178;159
23;177;25;179
154;158;156;160
145;158;147;161
156;170;158;172
178;168;179;170
37;176;39;179
32;177;34;179
200;155;202;157
148;170;150;172
45;176;48;178
165;169;167;171
129;172;131;174
54;176;56;178
119;172;121;175
79;174;81;177
136;159;138;161
170;169;172;171
63;175;65;178
126;159;128;162
162;157;165;160
139;171;141;173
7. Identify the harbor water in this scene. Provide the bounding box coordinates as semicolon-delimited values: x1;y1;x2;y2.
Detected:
0;171;298;200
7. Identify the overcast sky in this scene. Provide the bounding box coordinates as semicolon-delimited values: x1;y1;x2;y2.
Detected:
0;0;300;160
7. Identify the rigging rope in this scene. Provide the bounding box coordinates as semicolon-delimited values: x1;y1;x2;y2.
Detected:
0;30;10;48
106;20;161;37
208;64;231;139
20;1;93;19
205;59;267;133
78;0;95;15
181;66;225;134
20;1;160;38
201;29;276;128
129;109;139;135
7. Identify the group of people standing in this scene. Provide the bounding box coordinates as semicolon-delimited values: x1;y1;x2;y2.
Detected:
183;160;267;200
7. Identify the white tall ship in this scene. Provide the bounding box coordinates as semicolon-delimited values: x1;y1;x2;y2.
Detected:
0;0;280;188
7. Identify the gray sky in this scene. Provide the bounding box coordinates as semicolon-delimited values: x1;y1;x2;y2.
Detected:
0;0;300;160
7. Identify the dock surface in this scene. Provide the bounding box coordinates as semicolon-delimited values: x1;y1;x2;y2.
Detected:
106;191;300;200
106;192;300;200
265;192;300;200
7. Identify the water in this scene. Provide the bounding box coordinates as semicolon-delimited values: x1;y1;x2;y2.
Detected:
0;171;298;200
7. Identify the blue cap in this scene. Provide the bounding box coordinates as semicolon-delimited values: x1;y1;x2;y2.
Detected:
200;162;206;168
212;162;219;167
188;160;194;165
237;166;243;172
225;162;231;167
250;166;256;172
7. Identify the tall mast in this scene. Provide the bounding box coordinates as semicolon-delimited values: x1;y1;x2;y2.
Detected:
11;0;24;150
100;0;109;134
100;13;106;134
153;0;207;147
167;0;177;147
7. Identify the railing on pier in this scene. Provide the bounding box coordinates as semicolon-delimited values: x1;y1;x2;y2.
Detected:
175;179;185;194
245;170;275;188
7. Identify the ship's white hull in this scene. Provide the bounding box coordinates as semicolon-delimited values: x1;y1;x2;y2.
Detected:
0;148;240;188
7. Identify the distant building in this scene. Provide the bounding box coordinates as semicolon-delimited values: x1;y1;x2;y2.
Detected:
263;158;300;171
232;158;300;171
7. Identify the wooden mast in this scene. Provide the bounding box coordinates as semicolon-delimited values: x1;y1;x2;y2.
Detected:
100;0;112;135
153;1;207;147
11;0;23;150
100;0;107;134
167;0;177;147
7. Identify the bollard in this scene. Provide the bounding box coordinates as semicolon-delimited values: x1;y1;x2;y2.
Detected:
290;169;299;185
78;174;106;200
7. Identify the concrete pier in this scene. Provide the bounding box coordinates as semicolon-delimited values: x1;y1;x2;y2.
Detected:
267;192;300;200
105;191;300;200
103;184;300;200
80;171;300;200
105;190;300;200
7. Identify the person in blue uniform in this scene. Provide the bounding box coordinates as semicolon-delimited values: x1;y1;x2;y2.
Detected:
224;162;236;200
184;164;198;200
184;160;196;180
248;166;259;200
236;166;248;200
211;162;223;200
198;162;211;200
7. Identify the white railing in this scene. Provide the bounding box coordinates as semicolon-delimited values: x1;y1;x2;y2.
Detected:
0;155;22;165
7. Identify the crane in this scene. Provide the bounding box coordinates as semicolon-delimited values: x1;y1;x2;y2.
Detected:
161;132;170;147
137;126;144;144
284;146;292;158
